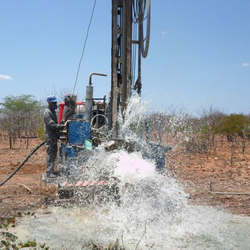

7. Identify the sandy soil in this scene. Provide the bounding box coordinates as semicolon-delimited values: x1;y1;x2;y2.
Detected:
0;137;249;217
167;137;250;215
0;138;56;217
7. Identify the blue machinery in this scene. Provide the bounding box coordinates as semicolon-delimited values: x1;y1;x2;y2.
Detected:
59;73;107;163
60;121;92;160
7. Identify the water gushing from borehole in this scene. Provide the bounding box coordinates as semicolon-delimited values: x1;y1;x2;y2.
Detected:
7;96;250;249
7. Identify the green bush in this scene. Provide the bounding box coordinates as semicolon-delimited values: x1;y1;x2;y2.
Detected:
215;114;250;140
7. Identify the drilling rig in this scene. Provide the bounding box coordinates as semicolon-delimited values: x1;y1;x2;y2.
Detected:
53;0;153;199
58;0;151;163
1;0;170;199
0;0;154;191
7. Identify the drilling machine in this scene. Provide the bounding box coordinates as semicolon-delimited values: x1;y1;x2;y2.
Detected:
57;0;151;167
0;0;157;194
53;0;154;201
55;0;171;202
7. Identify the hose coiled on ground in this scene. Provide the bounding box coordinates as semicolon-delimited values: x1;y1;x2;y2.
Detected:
0;140;46;187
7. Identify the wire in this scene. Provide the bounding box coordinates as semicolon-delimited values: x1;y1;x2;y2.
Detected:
72;0;97;94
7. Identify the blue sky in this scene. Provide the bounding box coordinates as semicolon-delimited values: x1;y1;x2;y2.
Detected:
0;0;249;115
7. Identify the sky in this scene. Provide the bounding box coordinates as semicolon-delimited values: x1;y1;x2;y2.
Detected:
0;0;249;115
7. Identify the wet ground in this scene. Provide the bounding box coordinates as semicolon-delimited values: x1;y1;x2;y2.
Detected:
4;195;250;250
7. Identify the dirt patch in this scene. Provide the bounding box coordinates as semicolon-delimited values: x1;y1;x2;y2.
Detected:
0;138;57;216
167;137;250;215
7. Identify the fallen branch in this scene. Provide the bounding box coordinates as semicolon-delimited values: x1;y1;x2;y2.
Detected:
19;184;32;194
208;181;250;195
209;191;250;196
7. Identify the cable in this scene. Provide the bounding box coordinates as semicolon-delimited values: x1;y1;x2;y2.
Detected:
72;0;97;94
0;141;46;187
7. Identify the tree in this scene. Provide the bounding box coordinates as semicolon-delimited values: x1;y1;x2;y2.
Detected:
214;114;250;164
199;108;226;151
0;95;44;149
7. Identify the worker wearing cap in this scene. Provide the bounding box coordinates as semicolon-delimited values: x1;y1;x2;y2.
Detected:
44;96;64;178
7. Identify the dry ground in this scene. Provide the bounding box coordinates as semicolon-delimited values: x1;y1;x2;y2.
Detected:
0;137;249;217
167;137;250;215
0;138;56;217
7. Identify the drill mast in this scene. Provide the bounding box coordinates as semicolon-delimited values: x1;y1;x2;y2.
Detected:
110;0;151;132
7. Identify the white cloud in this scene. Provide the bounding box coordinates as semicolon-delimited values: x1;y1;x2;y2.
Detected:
161;31;168;37
241;62;250;67
0;74;13;80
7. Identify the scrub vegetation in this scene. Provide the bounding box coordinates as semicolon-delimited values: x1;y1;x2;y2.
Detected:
0;94;249;152
145;109;250;164
0;95;44;149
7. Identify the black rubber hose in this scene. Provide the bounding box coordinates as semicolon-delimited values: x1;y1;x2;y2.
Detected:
0;140;46;187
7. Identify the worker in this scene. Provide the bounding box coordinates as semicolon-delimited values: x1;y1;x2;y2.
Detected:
44;96;64;178
62;94;77;122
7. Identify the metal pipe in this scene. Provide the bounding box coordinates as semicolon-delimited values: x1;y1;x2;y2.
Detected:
85;85;93;122
88;72;107;86
85;72;107;122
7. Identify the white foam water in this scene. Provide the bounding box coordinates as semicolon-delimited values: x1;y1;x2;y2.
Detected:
9;151;250;249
